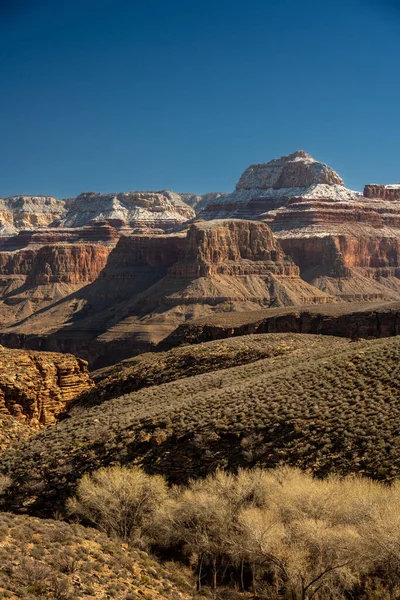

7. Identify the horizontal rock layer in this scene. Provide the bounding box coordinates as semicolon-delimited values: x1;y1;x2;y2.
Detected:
364;184;400;201
0;345;92;427
197;151;400;302
0;220;333;367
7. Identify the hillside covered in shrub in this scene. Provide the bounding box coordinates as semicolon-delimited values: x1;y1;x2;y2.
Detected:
0;511;191;600
1;333;400;515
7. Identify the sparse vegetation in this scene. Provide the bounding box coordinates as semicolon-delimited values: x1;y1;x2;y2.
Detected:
0;511;192;599
1;333;400;515
68;465;400;599
74;332;346;409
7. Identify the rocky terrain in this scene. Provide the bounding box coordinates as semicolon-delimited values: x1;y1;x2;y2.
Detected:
0;345;91;451
198;151;400;301
160;300;400;349
0;153;399;366
0;196;66;236
0;220;332;367
56;191;195;231
179;191;227;213
0;512;191;599
0;191;196;235
3;332;400;517
0;222;119;328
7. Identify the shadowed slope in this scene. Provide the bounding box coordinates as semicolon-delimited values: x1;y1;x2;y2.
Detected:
2;333;400;515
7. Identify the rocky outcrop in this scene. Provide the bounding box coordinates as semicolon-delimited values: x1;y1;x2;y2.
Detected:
198;151;362;223
0;220;332;368
0;345;92;427
198;151;400;302
0;223;120;327
236;150;344;190
170;220;298;277
364;184;400;201
0;190;197;237
56;191;195;231
0;196;66;236
160;302;400;350
25;245;112;285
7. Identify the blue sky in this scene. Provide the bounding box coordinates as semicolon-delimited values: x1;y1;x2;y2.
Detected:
0;0;399;197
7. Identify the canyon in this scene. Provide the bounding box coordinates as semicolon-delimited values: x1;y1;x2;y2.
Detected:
198;150;400;301
0;219;332;367
0;345;92;450
0;152;399;365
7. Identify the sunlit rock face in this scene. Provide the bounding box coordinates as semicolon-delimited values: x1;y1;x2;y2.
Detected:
56;190;195;231
0;196;66;236
0;345;92;428
198;151;400;301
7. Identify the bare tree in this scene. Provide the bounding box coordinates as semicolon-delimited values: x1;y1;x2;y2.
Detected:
67;466;167;544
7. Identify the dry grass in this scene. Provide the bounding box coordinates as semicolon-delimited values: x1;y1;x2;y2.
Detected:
1;333;400;516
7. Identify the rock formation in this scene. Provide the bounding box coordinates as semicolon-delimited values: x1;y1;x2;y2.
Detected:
0;190;197;237
364;184;400;201
0;223;120;327
160;301;400;350
0;345;92;430
0;154;399;366
0;220;332;367
179;192;228;213
56;190;195;231
0;196;66;236
198;151;400;301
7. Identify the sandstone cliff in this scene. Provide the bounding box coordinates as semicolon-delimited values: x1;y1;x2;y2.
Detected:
0;345;92;440
364;184;400;201
0;196;66;236
198;151;400;302
0;223;119;327
0;220;332;367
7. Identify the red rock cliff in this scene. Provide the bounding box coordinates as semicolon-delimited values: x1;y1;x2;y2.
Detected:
170;220;298;277
364;184;400;201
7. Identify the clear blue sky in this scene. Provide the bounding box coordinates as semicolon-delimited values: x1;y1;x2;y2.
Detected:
0;0;399;197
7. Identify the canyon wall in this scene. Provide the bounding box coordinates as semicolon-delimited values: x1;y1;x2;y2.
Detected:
160;304;400;350
0;346;92;427
197;151;400;301
364;184;400;201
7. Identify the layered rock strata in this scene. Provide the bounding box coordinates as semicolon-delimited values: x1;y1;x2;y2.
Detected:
160;301;400;350
0;345;92;427
179;192;228;213
364;184;400;201
0;223;119;326
56;190;195;231
0;196;66;236
198;151;400;301
0;220;332;367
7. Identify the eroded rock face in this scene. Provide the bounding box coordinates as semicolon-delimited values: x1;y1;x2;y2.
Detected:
0;196;66;236
0;223;120;327
364;184;400;201
57;191;195;231
179;192;228;214
0;220;332;368
198;151;400;301
236;150;344;190
171;220;298;277
0;345;92;427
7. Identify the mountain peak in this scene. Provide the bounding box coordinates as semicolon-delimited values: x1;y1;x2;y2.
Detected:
236;151;344;190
